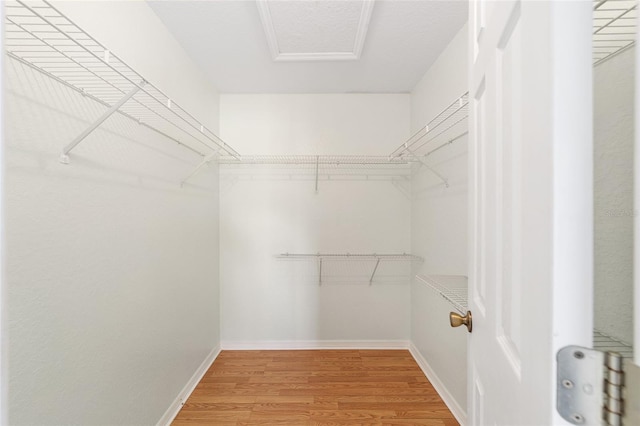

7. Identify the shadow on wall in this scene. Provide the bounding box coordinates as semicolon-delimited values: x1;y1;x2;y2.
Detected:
6;53;221;425
6;58;217;194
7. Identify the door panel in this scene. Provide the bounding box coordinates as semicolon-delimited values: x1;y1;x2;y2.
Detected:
469;1;593;424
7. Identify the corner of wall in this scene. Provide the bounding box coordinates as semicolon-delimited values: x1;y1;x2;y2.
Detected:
156;346;222;426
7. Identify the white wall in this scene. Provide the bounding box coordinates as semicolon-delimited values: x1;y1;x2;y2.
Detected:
594;48;635;345
6;2;222;424
54;0;220;133
409;23;468;421
219;94;412;346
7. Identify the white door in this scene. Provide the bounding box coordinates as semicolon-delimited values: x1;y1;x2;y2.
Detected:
468;1;594;425
632;18;640;423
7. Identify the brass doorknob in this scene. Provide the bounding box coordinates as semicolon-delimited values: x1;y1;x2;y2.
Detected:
450;310;472;333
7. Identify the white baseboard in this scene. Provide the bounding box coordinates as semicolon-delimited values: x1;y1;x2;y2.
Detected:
156;345;221;426
409;343;467;426
220;340;410;350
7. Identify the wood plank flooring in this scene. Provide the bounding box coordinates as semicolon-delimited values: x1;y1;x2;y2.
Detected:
172;349;459;426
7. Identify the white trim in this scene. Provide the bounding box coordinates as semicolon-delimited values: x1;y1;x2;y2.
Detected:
353;0;375;59
256;0;280;60
256;0;375;62
156;345;221;426
221;340;409;350
409;343;467;426
275;52;360;62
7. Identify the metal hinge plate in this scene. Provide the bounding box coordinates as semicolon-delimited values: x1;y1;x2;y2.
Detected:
557;346;639;426
557;346;606;425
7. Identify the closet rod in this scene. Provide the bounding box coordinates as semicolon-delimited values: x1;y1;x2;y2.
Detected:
422;131;469;158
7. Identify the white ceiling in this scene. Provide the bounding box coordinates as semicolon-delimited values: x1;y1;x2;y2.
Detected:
147;0;468;93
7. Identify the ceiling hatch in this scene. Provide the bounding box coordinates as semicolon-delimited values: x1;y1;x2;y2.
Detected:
256;0;375;62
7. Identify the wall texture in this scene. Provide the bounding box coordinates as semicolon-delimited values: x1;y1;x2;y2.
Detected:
409;23;469;422
594;48;634;345
6;2;222;424
219;94;412;346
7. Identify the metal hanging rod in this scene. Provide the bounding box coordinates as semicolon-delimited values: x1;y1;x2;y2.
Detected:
416;274;468;314
5;0;240;169
593;0;637;66
278;253;423;285
422;131;469;158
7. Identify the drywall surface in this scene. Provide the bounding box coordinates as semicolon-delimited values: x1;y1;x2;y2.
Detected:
54;0;220;132
409;23;468;418
6;3;222;425
594;48;634;345
219;94;412;345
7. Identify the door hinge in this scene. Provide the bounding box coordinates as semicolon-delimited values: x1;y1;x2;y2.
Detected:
557;345;640;426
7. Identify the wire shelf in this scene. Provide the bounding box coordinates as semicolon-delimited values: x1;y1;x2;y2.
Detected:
278;253;423;285
593;0;637;66
416;274;468;314
277;253;423;261
220;155;411;167
387;92;468;187
593;329;634;359
5;0;240;163
218;155;413;192
389;93;469;160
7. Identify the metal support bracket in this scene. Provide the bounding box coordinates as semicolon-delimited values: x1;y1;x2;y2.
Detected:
557;346;605;426
369;258;381;285
59;81;145;164
315;155;320;194
405;147;449;188
181;152;218;187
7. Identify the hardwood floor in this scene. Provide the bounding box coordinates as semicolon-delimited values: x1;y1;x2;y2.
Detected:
172;349;459;426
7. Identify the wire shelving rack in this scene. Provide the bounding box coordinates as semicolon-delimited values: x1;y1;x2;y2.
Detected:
388;93;469;187
5;0;240;176
593;329;634;359
277;253;423;285
220;155;413;192
593;0;637;66
416;274;468;314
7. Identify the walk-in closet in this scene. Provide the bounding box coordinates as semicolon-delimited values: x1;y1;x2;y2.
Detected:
2;1;638;425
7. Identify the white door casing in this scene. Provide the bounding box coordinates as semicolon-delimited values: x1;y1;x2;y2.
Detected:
635;11;640;369
468;1;593;425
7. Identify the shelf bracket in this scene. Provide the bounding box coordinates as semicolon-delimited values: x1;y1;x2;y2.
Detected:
315;155;320;194
405;147;449;188
369;258;381;285
318;257;323;286
181;152;218;187
59;81;145;164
